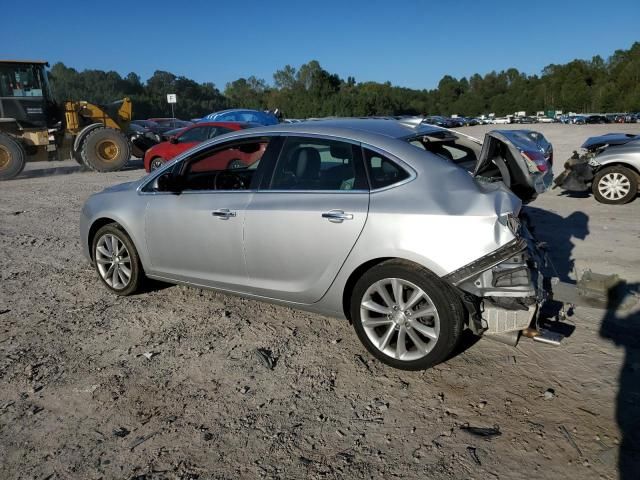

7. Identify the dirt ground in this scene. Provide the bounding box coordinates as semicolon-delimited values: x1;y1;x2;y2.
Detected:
1;123;639;480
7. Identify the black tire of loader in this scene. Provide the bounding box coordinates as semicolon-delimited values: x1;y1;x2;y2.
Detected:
80;128;131;172
0;132;27;180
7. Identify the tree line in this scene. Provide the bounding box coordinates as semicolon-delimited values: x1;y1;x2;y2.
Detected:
48;42;640;120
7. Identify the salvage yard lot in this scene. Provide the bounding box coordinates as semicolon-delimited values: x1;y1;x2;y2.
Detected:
1;123;639;479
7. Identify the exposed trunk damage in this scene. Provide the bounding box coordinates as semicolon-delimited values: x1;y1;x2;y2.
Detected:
416;128;638;346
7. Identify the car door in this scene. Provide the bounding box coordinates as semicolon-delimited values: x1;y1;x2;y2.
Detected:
143;135;276;290
243;136;370;303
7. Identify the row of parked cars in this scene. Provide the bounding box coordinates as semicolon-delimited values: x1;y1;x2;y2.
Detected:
559;113;640;125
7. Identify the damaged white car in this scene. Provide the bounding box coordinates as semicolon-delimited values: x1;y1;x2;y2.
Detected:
81;118;559;370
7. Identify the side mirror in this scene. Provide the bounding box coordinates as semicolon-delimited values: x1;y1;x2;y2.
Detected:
169;136;179;144
156;173;181;192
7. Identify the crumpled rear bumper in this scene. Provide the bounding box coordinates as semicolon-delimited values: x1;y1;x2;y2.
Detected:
445;223;547;336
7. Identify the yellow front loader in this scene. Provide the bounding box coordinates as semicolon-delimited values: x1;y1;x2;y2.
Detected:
0;60;133;180
64;97;133;171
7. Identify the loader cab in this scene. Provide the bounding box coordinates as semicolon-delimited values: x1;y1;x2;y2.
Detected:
0;60;58;128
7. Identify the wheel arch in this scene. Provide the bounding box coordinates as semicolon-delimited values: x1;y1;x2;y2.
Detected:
341;257;446;322
597;162;640;182
87;217;140;262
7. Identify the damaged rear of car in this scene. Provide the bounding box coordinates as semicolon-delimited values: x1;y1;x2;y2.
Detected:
402;125;554;346
554;133;640;204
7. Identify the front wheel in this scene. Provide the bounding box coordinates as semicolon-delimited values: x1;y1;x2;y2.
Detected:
92;224;144;296
149;157;165;171
592;166;638;204
0;132;26;180
350;260;464;370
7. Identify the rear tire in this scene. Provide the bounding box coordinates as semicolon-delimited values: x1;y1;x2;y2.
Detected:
592;166;638;204
0;133;26;180
350;260;464;370
81;128;131;172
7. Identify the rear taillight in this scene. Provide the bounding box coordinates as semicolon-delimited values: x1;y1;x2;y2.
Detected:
521;150;548;173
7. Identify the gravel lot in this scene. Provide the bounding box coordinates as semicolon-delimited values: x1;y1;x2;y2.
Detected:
1;123;639;479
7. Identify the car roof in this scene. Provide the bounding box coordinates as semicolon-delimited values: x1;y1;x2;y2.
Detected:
231;118;447;143
188;121;257;129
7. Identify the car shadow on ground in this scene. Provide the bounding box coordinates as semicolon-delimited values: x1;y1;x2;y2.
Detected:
522;206;590;283
15;159;145;180
16;165;86;179
599;282;640;479
524;205;640;477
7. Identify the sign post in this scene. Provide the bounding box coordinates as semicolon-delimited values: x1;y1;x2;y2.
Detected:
167;93;177;127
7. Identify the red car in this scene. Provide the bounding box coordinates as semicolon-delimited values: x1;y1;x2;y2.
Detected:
143;121;258;172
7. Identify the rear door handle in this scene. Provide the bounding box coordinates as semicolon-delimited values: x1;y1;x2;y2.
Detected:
322;210;354;223
212;208;237;219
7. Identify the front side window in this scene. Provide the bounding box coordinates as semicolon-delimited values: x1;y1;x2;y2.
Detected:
268;137;367;191
209;126;235;139
178;126;210;143
173;137;271;191
363;148;410;189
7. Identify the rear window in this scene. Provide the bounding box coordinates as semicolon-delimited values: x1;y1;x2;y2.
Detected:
407;132;481;172
363;148;410;189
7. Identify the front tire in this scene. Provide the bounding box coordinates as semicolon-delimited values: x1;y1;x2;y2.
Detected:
350;260;464;370
92;224;144;296
0;133;26;180
149;157;165;171
592;166;638;204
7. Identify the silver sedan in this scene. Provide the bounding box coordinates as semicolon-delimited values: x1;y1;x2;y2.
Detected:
80;119;552;370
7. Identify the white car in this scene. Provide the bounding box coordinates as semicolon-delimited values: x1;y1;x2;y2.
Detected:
491;117;511;125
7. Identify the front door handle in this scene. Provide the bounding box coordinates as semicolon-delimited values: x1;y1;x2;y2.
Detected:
212;208;237;219
322;210;354;223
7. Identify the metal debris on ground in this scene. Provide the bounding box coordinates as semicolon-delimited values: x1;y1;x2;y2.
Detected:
459;424;502;439
112;427;130;437
129;431;158;451
559;424;582;456
254;348;277;370
467;446;482;465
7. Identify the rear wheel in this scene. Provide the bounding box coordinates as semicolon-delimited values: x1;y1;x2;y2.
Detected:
0;133;26;180
350;260;464;370
92;224;144;296
592;166;638;204
81;128;131;172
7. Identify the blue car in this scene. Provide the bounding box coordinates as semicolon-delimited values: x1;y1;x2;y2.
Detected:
201;109;279;125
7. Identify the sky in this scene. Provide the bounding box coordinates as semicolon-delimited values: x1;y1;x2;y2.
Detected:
1;0;639;90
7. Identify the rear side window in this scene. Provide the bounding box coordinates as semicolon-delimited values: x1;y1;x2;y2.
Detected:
363;148;410;189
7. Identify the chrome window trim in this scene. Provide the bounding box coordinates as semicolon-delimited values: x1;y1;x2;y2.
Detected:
137;132;281;195
254;189;369;195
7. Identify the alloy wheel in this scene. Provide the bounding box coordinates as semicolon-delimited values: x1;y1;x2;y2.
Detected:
598;172;631;201
95;234;132;289
360;278;440;361
150;158;164;171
